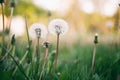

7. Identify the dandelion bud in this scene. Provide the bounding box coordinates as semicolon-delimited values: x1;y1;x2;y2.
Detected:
47;11;51;17
94;33;98;44
10;0;16;8
29;23;47;39
43;41;49;48
11;34;15;45
0;0;4;3
48;19;69;36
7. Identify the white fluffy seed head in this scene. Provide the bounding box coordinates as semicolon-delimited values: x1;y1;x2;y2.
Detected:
29;23;47;39
48;19;69;36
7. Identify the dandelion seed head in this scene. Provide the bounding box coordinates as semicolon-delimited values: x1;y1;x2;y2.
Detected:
35;28;41;38
48;19;69;36
29;23;47;39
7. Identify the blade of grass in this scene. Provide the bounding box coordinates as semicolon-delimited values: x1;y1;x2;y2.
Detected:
91;44;96;75
25;16;34;77
12;50;29;76
39;47;49;80
0;45;29;80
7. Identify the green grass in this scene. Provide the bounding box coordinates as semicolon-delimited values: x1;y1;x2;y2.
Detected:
0;39;120;80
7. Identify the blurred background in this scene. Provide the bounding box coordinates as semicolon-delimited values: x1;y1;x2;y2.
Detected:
0;0;120;45
0;0;120;80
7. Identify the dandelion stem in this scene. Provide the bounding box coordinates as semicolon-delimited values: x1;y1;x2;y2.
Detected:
25;16;30;44
1;3;5;46
7;4;15;49
34;38;40;79
39;47;49;80
54;34;60;70
8;7;14;33
91;44;96;75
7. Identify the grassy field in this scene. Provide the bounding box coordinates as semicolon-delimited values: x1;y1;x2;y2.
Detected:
0;37;120;80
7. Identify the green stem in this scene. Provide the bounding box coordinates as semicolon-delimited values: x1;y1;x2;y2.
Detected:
1;3;5;46
9;53;29;80
7;8;14;50
25;16;30;44
12;50;29;76
11;45;15;56
0;46;12;61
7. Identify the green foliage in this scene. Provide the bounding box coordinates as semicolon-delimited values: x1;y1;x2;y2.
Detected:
14;0;47;23
0;37;120;80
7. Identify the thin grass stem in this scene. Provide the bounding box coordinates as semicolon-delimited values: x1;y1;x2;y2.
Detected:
39;47;48;80
91;44;96;75
1;3;5;46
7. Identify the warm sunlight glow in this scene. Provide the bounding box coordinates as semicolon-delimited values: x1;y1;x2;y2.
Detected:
32;0;73;15
32;0;60;11
79;0;95;14
10;16;25;36
101;0;118;16
78;0;118;16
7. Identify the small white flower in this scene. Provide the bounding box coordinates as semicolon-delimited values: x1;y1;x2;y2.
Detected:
48;19;69;36
29;23;47;39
